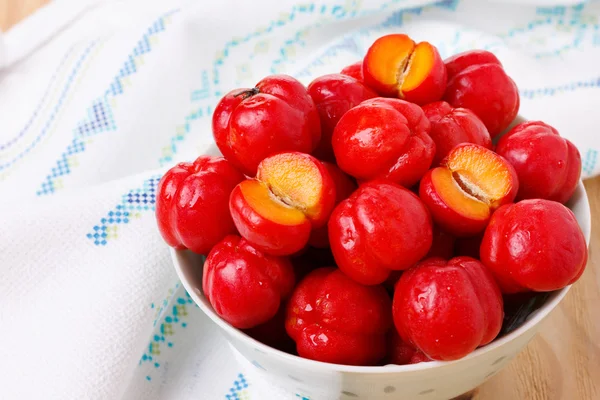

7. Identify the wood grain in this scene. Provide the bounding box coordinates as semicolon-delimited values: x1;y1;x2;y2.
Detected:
0;0;48;31
2;1;599;399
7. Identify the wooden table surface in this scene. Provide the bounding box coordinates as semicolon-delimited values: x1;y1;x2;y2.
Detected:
2;2;599;399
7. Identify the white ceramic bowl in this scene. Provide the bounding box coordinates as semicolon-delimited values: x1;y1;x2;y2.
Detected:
172;181;590;400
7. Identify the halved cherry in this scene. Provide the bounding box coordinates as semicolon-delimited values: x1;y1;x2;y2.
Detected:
419;144;518;237
230;152;336;256
363;34;447;105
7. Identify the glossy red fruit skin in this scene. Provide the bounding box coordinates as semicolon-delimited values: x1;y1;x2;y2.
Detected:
332;98;435;187
286;267;392;365
156;156;244;255
422;101;492;166
443;50;519;137
203;235;295;329
328;180;433;285
387;330;431;365
495;121;581;204
393;256;504;361
480;199;588;294
307;74;378;161
212;74;321;176
229;184;312;256
426;225;456;259
340;61;364;82
309;162;358;248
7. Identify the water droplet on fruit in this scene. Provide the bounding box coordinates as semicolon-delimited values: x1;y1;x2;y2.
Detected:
304;304;313;312
446;286;451;291
558;160;564;168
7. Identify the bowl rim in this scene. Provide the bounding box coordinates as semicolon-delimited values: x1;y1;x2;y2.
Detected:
172;180;591;374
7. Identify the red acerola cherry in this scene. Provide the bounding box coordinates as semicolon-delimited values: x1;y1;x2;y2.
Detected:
387;330;431;365
443;50;519;137
495;121;581;204
212;74;321;176
332;97;435;188
203;235;295;329
422;100;492;166
286;267;392;365
480;199;588;293
328;180;433;285
155;155;244;255
340;61;364;82
307;73;377;161
393;256;504;361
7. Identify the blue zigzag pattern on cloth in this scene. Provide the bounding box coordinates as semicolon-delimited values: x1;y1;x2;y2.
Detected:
504;3;599;58
158;104;213;167
139;283;196;382
520;76;600;99
36;9;179;196
224;373;312;400
0;42;98;172
269;0;458;74
226;373;249;400
87;175;160;245
0;46;76;152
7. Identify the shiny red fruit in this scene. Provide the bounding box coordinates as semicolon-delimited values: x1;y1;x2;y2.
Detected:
340;61;364;82
286;267;392;365
328;180;433;285
393;257;503;361
422;101;492;166
307;74;377;160
387;330;431;365
443;50;519;137
480;199;588;293
495;121;581;204
155;156;244;255
332;97;435;188
203;235;295;329
212;74;321;176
